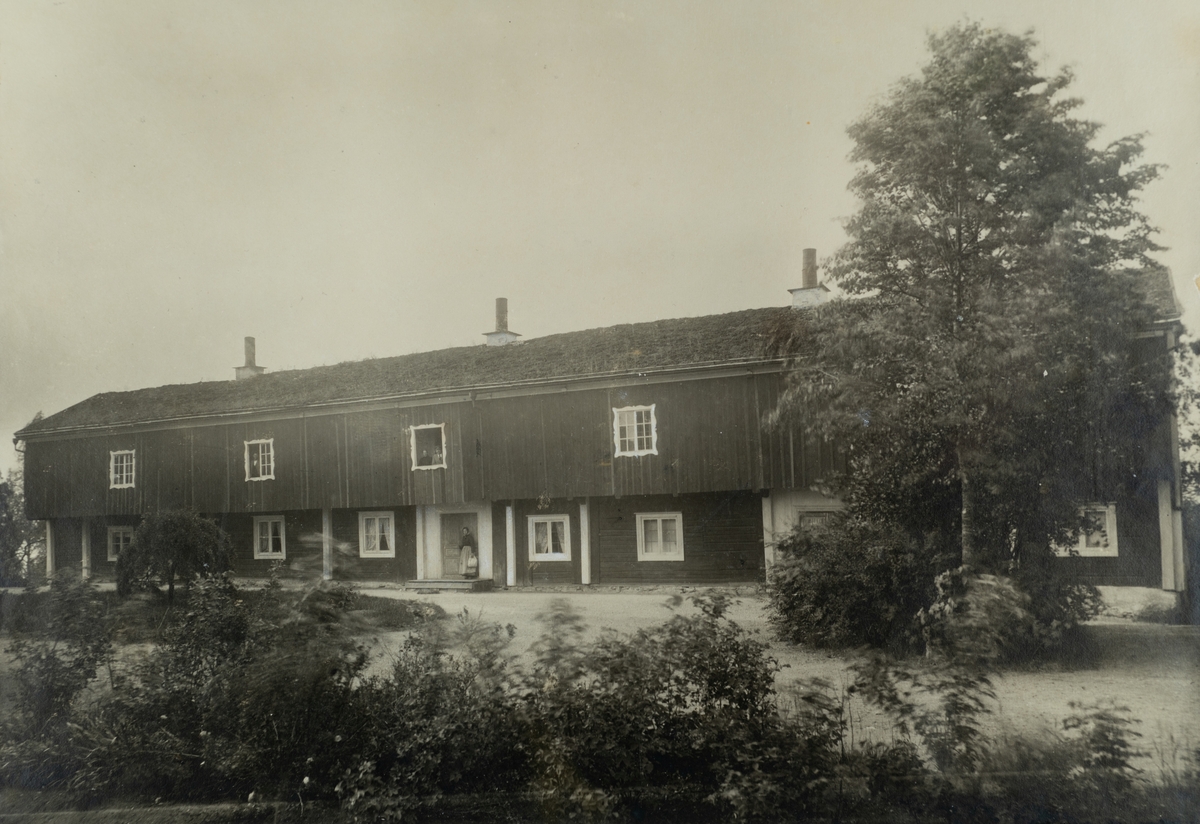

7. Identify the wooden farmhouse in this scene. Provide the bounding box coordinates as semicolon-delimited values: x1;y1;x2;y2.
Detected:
14;257;1189;594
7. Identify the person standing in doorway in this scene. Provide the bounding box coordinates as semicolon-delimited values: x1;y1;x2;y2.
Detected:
459;526;478;578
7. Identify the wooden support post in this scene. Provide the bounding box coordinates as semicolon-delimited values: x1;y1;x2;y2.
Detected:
505;504;516;588
81;520;91;580
415;507;426;581
761;493;775;572
45;521;55;578
322;509;333;581
1158;479;1176;591
579;500;591;586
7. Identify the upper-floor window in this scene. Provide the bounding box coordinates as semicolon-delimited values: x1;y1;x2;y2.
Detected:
613;405;657;457
359;511;396;558
1055;503;1118;558
411;424;446;470
245;439;275;481
528;515;571;562
636;512;683;561
107;526;134;562
109;450;136;489
253;515;286;559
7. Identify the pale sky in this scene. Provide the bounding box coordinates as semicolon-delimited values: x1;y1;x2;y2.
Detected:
2;1;1198;477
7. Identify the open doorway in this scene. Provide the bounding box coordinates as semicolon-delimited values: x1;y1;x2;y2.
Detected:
439;512;479;579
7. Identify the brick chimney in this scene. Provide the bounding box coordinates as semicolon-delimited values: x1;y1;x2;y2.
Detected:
235;336;267;380
788;248;830;308
484;298;522;346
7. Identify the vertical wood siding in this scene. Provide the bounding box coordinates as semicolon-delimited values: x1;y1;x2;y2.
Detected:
592;492;763;584
25;372;842;520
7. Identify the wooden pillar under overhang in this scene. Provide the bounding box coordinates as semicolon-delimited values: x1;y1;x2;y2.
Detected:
761;493;775;572
45;521;55;578
81;520;91;580
322;509;333;581
579;500;591;586
415;507;426;581
1158;479;1184;591
505;504;516;588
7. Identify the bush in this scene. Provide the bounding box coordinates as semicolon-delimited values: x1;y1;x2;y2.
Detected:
767;515;944;652
337;608;526;820
3;575;112;736
116;510;232;603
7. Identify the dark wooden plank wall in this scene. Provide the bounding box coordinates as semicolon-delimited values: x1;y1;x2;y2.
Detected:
592;492;763;584
24;372;842;520
510;499;584;586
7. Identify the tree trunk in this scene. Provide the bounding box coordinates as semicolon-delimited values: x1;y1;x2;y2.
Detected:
167;561;175;604
959;447;978;570
960;465;979;573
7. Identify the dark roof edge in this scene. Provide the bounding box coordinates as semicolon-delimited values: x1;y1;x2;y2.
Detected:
15;356;783;441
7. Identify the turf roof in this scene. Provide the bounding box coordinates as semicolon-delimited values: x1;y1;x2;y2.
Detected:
19;308;792;436
17;265;1184;438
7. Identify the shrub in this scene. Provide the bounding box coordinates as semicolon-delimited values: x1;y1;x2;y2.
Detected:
337;609;526;820
3;575;112;736
116;510;233;603
767;515;944;651
0;575;113;793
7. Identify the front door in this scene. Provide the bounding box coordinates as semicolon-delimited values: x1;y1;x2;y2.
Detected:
440;512;478;579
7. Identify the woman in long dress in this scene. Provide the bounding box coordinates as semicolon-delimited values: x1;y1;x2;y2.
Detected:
458;526;478;578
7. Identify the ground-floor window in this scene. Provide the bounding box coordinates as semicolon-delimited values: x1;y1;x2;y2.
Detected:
359;511;396;558
1055;503;1118;557
253;515;286;560
107;526;134;562
528;515;571;561
796;510;838;531
636;512;683;561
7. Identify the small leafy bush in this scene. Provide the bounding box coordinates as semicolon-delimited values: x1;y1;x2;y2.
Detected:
338;609;526;820
0;575;113;792
116;510;232;603
3;575;112;735
767;515;944;652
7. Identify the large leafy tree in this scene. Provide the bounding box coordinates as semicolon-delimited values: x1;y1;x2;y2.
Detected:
771;23;1174;570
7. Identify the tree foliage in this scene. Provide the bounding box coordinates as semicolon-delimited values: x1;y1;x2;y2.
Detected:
0;466;43;587
770;23;1175;571
116;510;233;603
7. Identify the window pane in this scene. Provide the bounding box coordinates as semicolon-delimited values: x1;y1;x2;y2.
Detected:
551;521;565;554
535;522;548;554
364;517;377;553
379;519;390;553
271;521;282;553
643;519;659;554
1084;511;1107;548
661;518;677;552
258;521;268;553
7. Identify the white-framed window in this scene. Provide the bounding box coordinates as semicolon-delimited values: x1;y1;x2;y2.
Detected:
797;511;838;531
109;450;136;489
636;512;684;561
253;515;286;559
410;424;446;470
1055;503;1118;558
107;526;134;562
613;405;658;457
528;515;571;562
359;511;396;558
245;439;275;481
